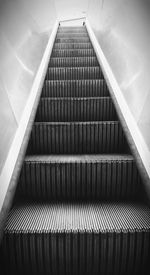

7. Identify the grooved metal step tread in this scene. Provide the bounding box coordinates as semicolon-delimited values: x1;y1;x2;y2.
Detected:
27;121;128;154
58;27;86;32
36;97;117;122
57;30;87;33
54;42;93;49
52;49;95;57
19;154;142;201
46;67;103;80
59;26;86;28
57;31;87;35
42;79;109;97
55;38;90;43
4;202;150;232
25;154;134;162
2;209;150;275
56;33;88;38
49;57;98;67
2;203;150;275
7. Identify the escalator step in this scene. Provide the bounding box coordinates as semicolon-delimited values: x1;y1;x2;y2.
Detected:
49;57;98;67
5;202;150;232
46;67;103;80
57;33;88;38
27;121;128;154
57;27;87;33
36;97;117;122
55;38;90;43
58;27;86;33
42;80;109;98
2;202;150;275
18;155;142;201
52;49;95;57
54;42;93;49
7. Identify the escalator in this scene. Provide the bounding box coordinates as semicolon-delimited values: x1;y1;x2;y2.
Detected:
1;25;150;275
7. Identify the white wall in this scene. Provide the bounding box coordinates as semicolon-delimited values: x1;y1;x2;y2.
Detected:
0;0;56;172
87;0;150;162
55;0;89;22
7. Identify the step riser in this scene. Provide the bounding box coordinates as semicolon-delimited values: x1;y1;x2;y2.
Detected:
36;98;117;122
42;80;109;98
54;43;92;49
2;231;150;275
49;57;98;67
19;159;142;200
52;49;95;57
46;68;103;80
55;38;90;43
27;122;128;154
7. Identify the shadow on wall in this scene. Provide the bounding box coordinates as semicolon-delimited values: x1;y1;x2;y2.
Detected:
0;0;56;172
87;0;150;151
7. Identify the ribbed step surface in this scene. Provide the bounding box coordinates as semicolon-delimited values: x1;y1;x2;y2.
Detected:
54;43;92;49
57;33;88;38
55;38;90;43
46;67;103;80
2;203;150;275
49;57;98;67
4;202;150;232
36;97;117;122
27;122;128;154
18;155;142;200
58;27;86;33
42;80;109;98
52;49;95;58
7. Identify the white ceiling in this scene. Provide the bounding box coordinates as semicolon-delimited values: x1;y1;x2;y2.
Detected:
55;0;89;24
